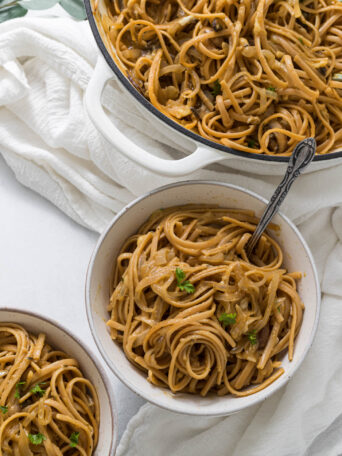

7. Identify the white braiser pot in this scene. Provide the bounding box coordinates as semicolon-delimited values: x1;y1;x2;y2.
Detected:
84;0;342;177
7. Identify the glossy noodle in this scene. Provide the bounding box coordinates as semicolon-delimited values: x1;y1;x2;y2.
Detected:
97;0;342;156
0;324;99;455
108;206;304;396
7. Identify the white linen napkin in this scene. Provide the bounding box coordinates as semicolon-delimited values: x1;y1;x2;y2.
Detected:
1;16;342;456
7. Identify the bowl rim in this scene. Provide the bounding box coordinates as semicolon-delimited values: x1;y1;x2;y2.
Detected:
84;0;342;164
85;180;321;416
0;307;118;455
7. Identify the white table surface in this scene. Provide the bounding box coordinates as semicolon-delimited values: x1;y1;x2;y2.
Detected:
0;155;145;440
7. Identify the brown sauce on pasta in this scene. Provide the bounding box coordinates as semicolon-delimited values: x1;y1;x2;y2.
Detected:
0;324;99;455
107;206;304;396
95;0;342;156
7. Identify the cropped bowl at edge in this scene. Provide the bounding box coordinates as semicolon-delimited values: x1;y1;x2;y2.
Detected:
86;181;320;416
0;308;118;455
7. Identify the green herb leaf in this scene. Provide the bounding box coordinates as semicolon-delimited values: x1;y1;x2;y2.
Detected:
332;73;342;81
18;0;58;9
181;282;195;293
175;267;185;284
59;0;86;20
266;86;278;98
0;405;8;414
211;80;222;97
30;384;45;397
28;433;46;445
247;329;258;345
299;38;304;45
219;312;237;327
0;3;27;23
175;267;195;294
15;381;25;399
70;431;80;448
247;138;258;148
0;0;86;22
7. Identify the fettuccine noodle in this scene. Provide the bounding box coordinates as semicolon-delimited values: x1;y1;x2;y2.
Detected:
97;0;342;155
0;324;99;455
108;206;304;396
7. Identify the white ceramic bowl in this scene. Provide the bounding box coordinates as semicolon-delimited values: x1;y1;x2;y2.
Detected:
0;309;118;455
86;181;320;416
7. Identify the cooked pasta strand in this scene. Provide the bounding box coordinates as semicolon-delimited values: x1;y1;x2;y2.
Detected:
107;205;303;396
96;0;342;155
0;324;100;455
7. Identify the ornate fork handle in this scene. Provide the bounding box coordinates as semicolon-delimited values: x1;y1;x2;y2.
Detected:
245;138;316;258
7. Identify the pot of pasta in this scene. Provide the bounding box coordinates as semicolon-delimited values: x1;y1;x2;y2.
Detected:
86;181;320;416
84;0;342;177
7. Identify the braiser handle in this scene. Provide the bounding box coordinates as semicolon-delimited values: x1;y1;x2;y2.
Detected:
84;55;227;177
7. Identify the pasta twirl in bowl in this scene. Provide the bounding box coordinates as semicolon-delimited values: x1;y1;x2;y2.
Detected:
0;309;117;455
86;181;320;416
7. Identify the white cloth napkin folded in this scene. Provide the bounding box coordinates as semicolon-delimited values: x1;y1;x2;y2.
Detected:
1;16;342;456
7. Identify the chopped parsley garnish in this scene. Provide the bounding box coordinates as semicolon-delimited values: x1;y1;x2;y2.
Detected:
0;405;8;414
299;38;304;45
247;138;257;148
30;384;45;397
211;80;222;97
266;86;278;98
15;381;25;399
247;330;258;345
219;312;237;327
28;433;46;445
175;268;195;294
70;432;80;448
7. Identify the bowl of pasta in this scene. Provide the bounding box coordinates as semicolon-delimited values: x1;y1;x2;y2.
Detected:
0;309;117;455
86;181;320;416
84;0;342;177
